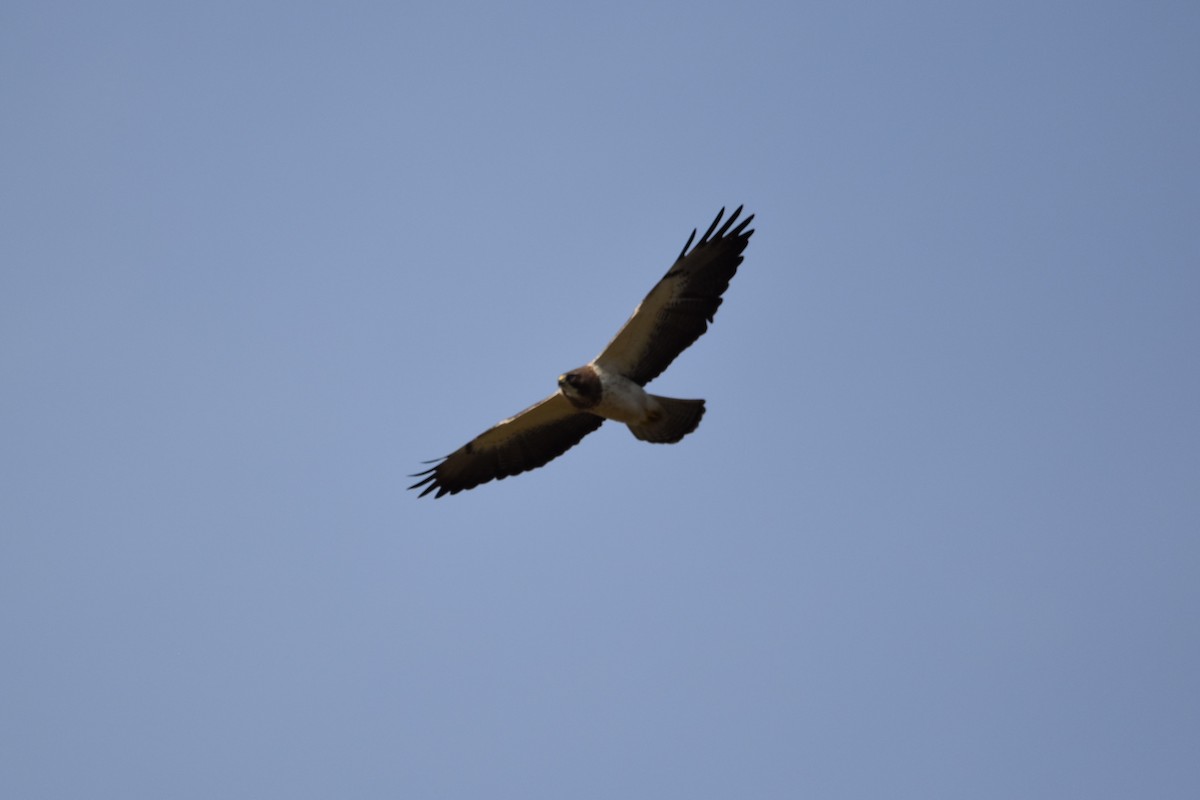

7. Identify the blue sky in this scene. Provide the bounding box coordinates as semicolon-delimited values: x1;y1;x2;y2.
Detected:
2;1;1198;797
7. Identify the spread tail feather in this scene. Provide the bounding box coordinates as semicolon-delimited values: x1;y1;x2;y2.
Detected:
628;396;705;443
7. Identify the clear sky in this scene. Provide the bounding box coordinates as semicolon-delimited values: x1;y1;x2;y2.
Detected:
2;1;1198;797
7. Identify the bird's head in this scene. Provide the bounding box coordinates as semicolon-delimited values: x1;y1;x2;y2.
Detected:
558;366;601;408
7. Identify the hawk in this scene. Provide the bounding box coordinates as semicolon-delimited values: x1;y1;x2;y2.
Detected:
410;206;755;498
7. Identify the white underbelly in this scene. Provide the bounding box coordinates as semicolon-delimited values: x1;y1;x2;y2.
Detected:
591;365;653;424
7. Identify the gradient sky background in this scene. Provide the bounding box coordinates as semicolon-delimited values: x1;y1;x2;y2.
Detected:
3;1;1198;797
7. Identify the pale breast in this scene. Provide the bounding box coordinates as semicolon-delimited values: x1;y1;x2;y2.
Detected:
590;364;653;425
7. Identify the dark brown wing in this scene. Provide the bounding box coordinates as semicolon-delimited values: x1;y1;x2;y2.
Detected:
409;394;604;498
593;206;754;386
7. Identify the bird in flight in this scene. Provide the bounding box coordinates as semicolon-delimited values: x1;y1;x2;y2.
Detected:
410;206;755;498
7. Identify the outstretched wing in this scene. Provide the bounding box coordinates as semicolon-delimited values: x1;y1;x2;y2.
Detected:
593;206;754;386
409;394;604;498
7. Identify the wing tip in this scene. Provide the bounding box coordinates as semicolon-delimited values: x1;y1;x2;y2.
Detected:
677;227;698;261
679;205;755;258
408;457;457;498
697;207;725;246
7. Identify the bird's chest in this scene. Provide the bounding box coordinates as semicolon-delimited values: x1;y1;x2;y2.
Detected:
593;369;652;424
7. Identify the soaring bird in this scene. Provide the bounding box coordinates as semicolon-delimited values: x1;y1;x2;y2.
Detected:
411;206;754;498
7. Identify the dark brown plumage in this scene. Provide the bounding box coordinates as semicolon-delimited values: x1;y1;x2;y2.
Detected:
409;395;603;498
595;206;754;386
